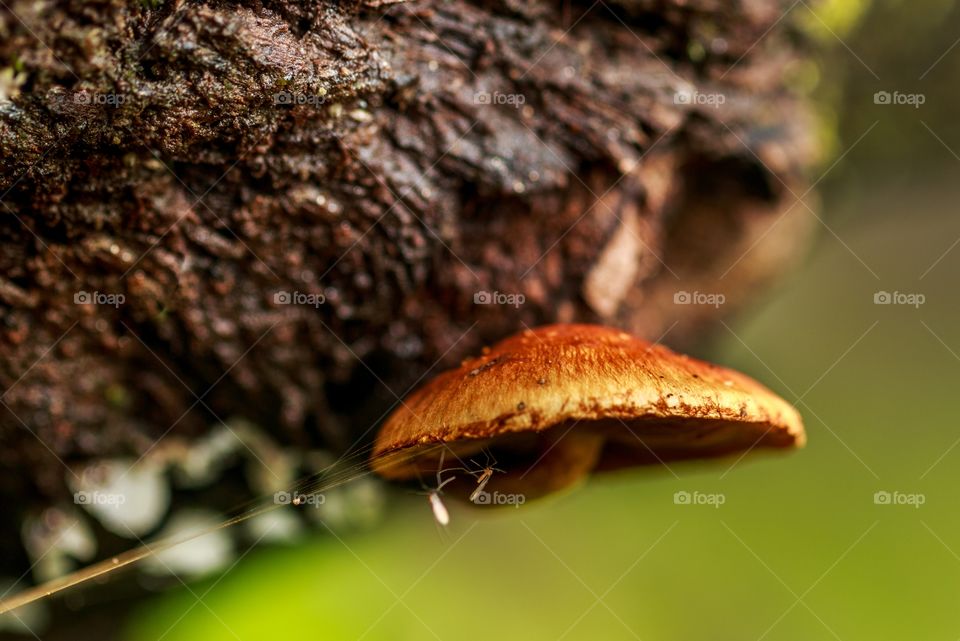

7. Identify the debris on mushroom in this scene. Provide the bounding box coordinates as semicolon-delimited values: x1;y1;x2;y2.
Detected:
370;323;804;503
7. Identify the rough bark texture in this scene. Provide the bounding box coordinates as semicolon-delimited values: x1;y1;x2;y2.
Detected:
0;0;816;616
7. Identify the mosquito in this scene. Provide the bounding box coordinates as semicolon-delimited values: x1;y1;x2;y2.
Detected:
467;451;504;504
424;450;457;526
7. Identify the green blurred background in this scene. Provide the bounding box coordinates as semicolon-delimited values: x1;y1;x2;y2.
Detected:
127;1;960;638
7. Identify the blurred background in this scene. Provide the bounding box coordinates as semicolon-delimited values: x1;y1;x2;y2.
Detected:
21;0;960;638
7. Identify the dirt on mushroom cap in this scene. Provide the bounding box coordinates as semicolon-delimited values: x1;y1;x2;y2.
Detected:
370;324;804;499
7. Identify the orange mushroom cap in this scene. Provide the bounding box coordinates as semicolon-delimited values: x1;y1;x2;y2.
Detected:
371;324;804;501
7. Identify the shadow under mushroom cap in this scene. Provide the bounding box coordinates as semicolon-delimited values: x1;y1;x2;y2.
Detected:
371;324;804;502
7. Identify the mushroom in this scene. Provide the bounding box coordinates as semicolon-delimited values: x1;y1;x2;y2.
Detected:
370;323;803;503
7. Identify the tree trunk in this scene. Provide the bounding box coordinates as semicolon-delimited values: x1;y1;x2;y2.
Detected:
0;0;816;614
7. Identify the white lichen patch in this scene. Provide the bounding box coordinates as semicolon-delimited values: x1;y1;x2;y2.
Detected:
67;459;170;538
166;426;241;488
21;508;96;582
142;510;233;578
244;509;302;544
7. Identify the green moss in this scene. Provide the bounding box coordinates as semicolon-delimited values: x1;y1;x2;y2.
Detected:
104;383;132;410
